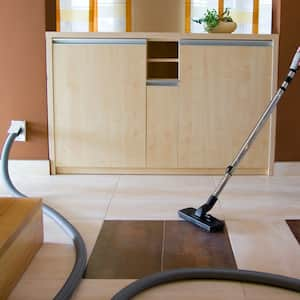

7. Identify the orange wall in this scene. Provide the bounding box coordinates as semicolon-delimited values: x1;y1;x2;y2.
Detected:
0;0;48;159
1;1;299;161
274;0;300;161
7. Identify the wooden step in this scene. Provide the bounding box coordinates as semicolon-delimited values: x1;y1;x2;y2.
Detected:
0;198;43;300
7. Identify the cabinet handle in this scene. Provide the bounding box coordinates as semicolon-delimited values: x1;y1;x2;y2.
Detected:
180;39;272;47
53;38;147;45
146;79;179;86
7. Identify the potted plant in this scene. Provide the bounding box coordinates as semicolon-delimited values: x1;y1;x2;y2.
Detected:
193;8;237;33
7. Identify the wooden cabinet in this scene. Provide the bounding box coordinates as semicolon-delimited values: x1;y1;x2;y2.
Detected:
51;39;147;172
178;40;273;172
47;33;278;175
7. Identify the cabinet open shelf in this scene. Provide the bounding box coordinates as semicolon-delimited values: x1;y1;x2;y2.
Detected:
147;41;179;80
147;41;178;59
147;61;178;79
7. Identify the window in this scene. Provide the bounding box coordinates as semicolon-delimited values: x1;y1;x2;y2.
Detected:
57;0;272;34
190;1;218;33
59;0;89;32
258;0;272;34
189;0;272;34
57;0;129;32
98;0;126;32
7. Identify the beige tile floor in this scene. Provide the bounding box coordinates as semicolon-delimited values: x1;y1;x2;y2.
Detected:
2;174;299;299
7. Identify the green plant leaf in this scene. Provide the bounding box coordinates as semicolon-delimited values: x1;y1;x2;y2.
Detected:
192;8;234;31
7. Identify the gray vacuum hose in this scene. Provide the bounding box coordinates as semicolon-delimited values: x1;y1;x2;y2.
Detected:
2;129;300;300
1;130;87;300
112;268;300;299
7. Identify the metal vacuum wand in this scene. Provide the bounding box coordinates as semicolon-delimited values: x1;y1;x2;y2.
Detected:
178;47;300;232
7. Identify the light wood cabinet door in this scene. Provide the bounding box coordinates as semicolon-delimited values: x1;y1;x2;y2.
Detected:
147;85;179;168
178;42;273;171
52;40;147;170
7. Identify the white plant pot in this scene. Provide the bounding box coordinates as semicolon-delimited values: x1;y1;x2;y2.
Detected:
208;21;237;33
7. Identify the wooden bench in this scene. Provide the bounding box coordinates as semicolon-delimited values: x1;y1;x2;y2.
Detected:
0;198;43;299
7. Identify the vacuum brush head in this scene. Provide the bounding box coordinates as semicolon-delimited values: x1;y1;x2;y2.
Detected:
178;207;224;232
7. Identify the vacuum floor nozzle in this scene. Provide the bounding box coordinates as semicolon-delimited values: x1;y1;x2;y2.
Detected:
178;207;224;232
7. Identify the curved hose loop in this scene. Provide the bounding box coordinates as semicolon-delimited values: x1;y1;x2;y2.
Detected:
3;132;300;300
112;268;300;300
1;132;87;300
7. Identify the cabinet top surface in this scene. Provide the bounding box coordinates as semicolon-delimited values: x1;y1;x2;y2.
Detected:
46;32;278;42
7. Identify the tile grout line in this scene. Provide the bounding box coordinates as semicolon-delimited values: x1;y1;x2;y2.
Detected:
210;175;218;188
225;225;238;269
241;283;247;299
103;175;121;220
161;220;166;272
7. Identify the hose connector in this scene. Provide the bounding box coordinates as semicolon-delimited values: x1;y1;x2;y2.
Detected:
8;120;26;141
289;47;300;71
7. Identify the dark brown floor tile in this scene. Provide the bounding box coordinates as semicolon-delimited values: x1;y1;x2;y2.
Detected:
84;221;163;279
85;220;237;279
287;220;300;244
163;221;237;270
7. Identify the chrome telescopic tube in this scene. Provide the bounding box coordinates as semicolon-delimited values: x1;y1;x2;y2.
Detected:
192;47;300;216
212;87;285;198
211;52;299;200
0;125;87;300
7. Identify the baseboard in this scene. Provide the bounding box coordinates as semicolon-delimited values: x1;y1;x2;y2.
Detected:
1;160;50;176
273;162;300;176
4;161;299;176
55;166;268;175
